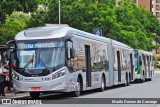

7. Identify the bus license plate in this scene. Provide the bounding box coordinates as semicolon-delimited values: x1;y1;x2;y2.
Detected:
31;87;40;91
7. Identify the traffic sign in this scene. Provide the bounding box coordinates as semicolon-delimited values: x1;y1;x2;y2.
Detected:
94;30;102;36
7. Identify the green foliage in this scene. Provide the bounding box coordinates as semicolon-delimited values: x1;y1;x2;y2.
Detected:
0;0;38;22
0;11;30;44
0;0;160;52
29;10;47;27
113;0;160;50
154;55;160;68
42;0;160;51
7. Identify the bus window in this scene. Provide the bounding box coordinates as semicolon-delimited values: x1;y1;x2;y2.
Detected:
139;56;142;66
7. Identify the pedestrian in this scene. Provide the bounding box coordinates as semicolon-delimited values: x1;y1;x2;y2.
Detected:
0;62;9;96
4;66;10;94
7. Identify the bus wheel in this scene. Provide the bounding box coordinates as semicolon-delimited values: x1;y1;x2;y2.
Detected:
30;92;40;99
99;76;105;92
140;72;145;83
149;71;152;81
140;79;144;83
148;78;152;81
72;78;81;97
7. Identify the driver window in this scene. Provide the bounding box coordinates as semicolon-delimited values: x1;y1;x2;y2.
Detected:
66;40;72;65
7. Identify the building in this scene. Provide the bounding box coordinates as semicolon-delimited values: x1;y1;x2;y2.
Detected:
152;0;160;20
135;0;152;12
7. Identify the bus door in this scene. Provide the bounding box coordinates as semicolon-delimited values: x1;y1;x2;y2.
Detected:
117;51;121;82
85;45;91;87
148;56;151;77
130;53;133;80
142;54;147;74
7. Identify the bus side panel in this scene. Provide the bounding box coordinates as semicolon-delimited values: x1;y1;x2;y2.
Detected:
108;42;114;87
70;35;110;90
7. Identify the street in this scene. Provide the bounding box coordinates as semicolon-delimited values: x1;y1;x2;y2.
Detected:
1;71;160;107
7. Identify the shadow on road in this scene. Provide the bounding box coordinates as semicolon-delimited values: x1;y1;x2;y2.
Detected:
15;84;129;100
15;80;154;100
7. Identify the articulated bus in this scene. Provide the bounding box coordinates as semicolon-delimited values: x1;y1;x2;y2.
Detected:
8;26;135;98
134;50;154;82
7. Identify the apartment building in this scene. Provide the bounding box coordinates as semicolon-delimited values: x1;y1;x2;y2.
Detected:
135;0;152;12
152;0;160;20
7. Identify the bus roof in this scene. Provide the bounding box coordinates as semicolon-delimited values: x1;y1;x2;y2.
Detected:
15;26;132;49
134;49;153;56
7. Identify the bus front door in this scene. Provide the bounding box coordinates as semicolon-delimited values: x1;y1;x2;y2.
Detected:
130;53;133;80
117;51;121;82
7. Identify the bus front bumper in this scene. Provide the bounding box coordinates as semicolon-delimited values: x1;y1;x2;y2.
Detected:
13;76;76;93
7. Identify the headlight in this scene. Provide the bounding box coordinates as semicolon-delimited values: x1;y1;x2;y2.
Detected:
13;73;19;80
52;70;65;80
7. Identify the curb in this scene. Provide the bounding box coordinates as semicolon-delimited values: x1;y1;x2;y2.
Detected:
0;93;29;103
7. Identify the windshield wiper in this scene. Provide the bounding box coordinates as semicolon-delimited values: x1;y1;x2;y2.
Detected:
38;52;50;72
23;53;35;68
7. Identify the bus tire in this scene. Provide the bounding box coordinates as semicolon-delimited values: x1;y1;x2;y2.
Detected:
140;71;145;83
148;78;152;81
140;79;144;83
149;76;152;81
149;71;152;81
99;76;105;92
71;78;81;97
30;92;40;99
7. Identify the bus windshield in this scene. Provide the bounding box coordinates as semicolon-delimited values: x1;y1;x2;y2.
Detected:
16;41;65;76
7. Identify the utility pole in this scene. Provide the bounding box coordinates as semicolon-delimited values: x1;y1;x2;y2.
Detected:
59;0;61;24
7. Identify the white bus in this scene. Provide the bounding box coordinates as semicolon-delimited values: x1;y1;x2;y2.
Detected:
134;50;154;82
8;26;134;98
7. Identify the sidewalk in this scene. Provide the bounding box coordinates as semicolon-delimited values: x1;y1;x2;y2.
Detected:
0;92;29;100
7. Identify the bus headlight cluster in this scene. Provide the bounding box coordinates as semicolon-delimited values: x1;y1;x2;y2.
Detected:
52;70;65;80
13;73;19;80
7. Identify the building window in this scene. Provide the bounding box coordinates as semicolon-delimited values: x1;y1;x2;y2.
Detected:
134;0;137;3
156;0;160;3
156;12;160;18
156;5;160;11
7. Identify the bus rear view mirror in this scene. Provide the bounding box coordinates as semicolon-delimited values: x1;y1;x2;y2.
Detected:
67;48;71;59
67;48;75;59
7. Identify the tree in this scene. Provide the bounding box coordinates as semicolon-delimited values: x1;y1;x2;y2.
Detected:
0;11;30;44
28;0;49;27
114;0;159;50
28;0;160;51
0;0;38;22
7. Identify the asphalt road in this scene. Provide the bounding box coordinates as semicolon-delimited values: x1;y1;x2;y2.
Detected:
2;71;160;107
